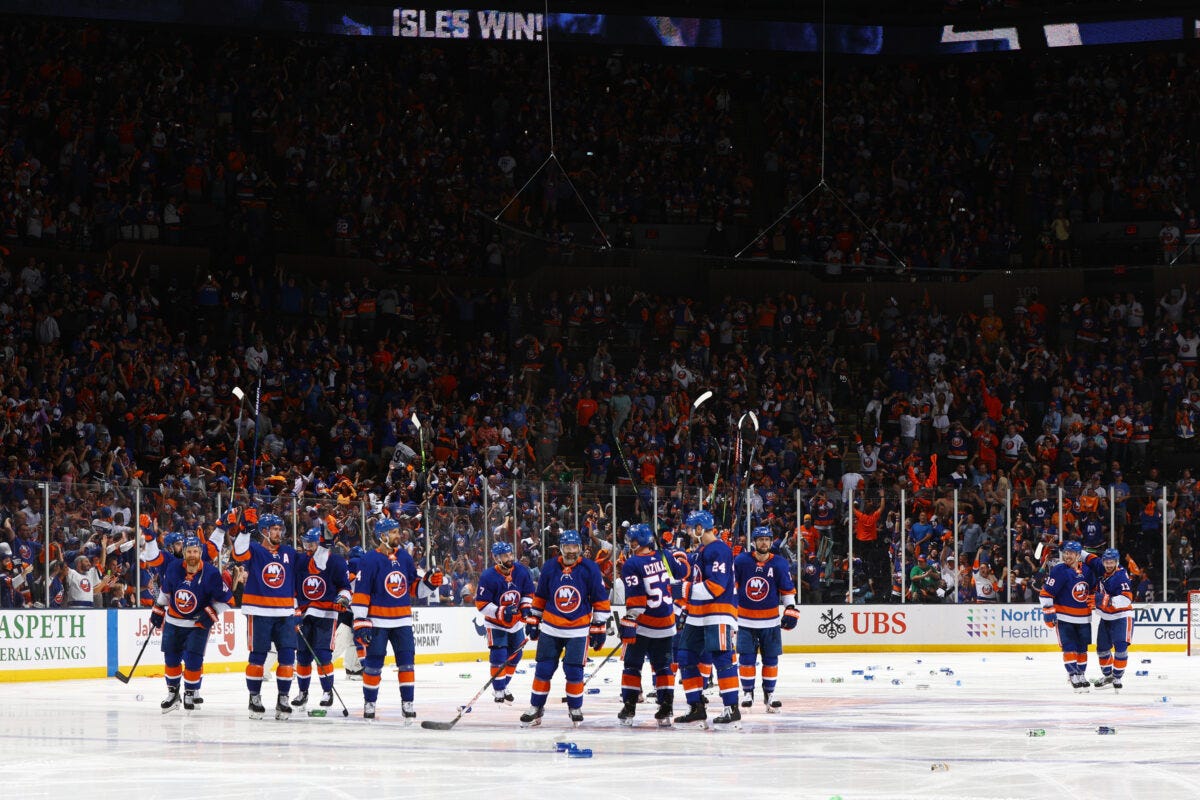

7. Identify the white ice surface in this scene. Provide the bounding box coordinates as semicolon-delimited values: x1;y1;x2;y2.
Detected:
4;652;1198;800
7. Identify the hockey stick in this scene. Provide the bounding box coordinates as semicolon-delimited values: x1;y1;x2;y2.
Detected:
560;639;623;702
115;629;152;683
688;390;713;498
295;621;351;717
248;375;263;498
730;411;760;537
229;386;246;506
411;413;426;474
421;639;528;731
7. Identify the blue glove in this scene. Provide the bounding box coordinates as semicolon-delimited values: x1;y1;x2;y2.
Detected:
198;606;219;632
497;603;520;628
149;606;166;632
588;624;606;651
781;604;800;631
524;620;540;642
619;615;638;644
353;621;374;657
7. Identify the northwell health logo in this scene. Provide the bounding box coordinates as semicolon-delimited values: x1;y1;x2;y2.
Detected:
966;607;1050;640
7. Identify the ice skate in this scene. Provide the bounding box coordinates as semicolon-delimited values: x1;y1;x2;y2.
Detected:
568;707;584;727
764;691;782;713
713;704;743;730
402;701;416;725
160;687;180;714
654;697;674;728
493;689;514;705
740;690;754;709
183;690;197;712
290;691;309;709
519;705;544;727
1070;675;1090;693
319;691;334;708
364;701;376;720
248;693;265;720
1112;678;1123;690
617;700;637;726
275;695;292;719
345;668;364;681
674;701;707;728
1092;675;1114;689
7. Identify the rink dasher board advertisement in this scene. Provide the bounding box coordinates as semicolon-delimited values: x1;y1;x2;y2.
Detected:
0;604;1188;681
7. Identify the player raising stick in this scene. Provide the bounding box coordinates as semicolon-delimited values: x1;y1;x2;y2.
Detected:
734;526;798;713
231;508;302;719
1089;548;1134;689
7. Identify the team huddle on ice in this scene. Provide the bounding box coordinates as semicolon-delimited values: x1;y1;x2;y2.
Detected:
138;508;799;728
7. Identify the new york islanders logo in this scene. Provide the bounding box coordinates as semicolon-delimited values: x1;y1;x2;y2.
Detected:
302;576;327;601
500;589;521;607
744;576;770;603
79;578;92;593
174;589;198;615
554;585;582;614
1071;581;1091;603
385;570;409;599
261;562;288;589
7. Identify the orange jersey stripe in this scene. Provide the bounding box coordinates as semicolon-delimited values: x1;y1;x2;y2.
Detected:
241;594;294;608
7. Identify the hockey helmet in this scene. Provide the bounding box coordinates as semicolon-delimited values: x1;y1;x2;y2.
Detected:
627;523;655;549
1102;547;1121;562
301;527;322;546
559;529;583;547
258;513;285;530
182;534;203;551
1062;540;1083;554
349;545;366;560
163;532;184;549
751;526;774;541
685;509;715;531
492;541;514;558
373;516;400;541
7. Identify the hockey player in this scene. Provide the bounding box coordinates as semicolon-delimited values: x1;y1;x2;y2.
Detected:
734;526;799;712
353;517;436;721
675;509;741;729
521;529;612;728
293;526;352;713
231;507;301;719
617;523;682;727
474;541;535;704
1039;540;1096;692
1089;547;1134;689
151;535;232;713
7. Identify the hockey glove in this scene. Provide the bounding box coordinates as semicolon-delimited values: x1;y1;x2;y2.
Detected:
497;603;521;628
336;591;352;611
149;605;166;632
423;569;444;591
781;604;800;631
353;621;374;658
1042;611;1057;629
198;606;219;632
242;506;259;535
619;615;638;645
524;619;540;642
675;608;688;631
223;509;241;536
588;624;607;651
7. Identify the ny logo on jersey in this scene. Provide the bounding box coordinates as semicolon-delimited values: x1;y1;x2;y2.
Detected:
554;584;582;614
385;570;409;599
302;576;327;601
500;589;521;607
174;589;198;615
1071;581;1091;603
743;576;771;603
261;562;288;589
